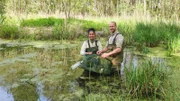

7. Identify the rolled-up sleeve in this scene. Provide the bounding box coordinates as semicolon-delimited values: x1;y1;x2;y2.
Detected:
116;34;124;48
80;41;87;55
105;41;108;48
98;41;102;51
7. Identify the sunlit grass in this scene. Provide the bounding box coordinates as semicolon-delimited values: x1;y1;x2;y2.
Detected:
124;60;171;99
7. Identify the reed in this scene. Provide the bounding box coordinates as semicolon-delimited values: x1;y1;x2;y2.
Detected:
124;60;171;99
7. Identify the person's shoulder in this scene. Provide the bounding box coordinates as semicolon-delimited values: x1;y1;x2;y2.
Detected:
83;40;88;44
117;33;123;38
95;40;101;43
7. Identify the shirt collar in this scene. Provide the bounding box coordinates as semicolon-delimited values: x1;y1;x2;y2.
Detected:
110;31;119;36
89;39;95;43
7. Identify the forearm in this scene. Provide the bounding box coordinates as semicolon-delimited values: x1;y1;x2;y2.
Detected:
80;42;86;55
107;48;121;56
80;51;86;55
101;47;108;53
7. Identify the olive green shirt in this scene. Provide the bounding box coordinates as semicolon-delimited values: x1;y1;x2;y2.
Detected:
105;31;124;48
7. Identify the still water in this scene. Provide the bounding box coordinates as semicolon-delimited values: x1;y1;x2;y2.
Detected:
0;40;179;101
0;40;83;101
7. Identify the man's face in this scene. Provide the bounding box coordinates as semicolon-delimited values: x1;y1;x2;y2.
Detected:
109;23;116;33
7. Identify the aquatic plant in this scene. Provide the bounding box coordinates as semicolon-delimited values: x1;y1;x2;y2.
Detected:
117;20;136;45
20;17;64;27
124;60;171;99
0;25;20;39
166;35;180;56
133;22;180;49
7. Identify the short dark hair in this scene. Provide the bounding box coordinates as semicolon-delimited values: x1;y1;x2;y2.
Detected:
87;28;95;34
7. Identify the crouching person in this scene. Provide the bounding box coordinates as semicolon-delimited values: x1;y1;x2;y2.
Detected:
80;28;112;74
97;21;124;75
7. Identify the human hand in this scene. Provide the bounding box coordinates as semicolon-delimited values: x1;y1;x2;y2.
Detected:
96;50;102;55
86;52;92;54
101;53;110;58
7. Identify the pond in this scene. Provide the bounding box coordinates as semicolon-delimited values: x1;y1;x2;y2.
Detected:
0;39;179;101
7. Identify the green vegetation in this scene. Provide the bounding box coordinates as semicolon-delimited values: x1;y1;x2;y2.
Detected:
166;36;180;56
0;40;179;101
125;60;171;99
1;17;180;55
19;18;109;40
133;22;180;46
0;0;180;100
0;0;5;24
0;25;20;39
21;18;108;31
21;17;64;27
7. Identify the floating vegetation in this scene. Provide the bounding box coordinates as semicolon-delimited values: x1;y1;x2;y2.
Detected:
0;40;179;101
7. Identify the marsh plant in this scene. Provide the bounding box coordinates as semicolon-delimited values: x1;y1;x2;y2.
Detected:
117;20;136;45
20;17;64;27
124;60;171;99
0;25;20;39
133;22;180;49
166;36;180;56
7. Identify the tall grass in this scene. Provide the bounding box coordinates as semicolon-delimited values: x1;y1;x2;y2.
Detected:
166;35;180;56
132;22;180;54
0;25;20;39
20;18;108;31
117;20;136;45
20;18;109;40
0;25;33;40
20;17;64;27
124;60;171;99
2;17;180;54
133;22;180;47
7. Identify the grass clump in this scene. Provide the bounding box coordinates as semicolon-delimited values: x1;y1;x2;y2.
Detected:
117;20;136;45
20;17;108;31
20;17;109;40
125;60;171;99
0;25;20;39
133;22;180;54
166;35;180;56
133;22;180;46
20;17;64;27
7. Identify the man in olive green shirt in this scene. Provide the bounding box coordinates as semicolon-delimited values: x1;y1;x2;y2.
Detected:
97;21;124;71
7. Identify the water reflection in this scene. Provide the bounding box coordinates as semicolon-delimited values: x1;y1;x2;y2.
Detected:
0;86;14;101
10;83;39;101
0;41;172;100
0;41;83;101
